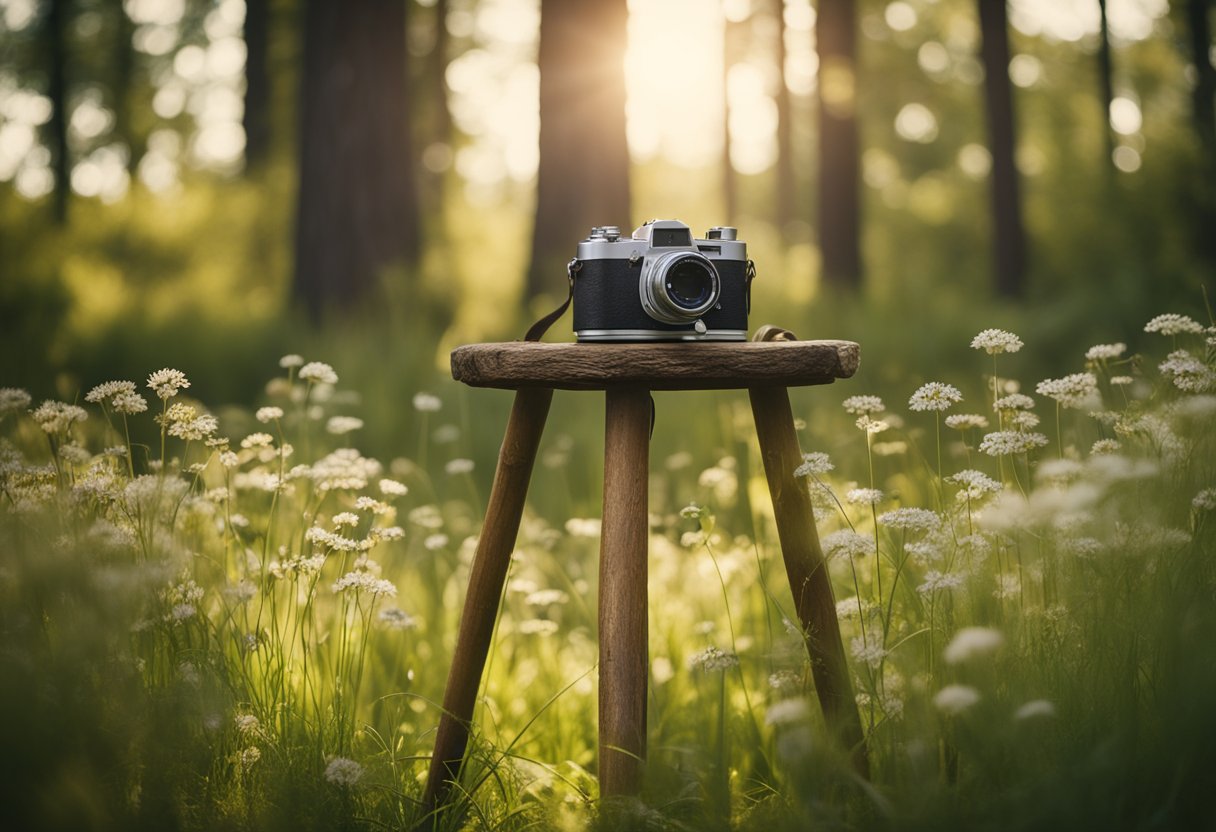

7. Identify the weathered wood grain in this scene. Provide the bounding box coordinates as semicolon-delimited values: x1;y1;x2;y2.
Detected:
749;385;869;777
450;340;860;390
419;387;553;822
598;387;651;796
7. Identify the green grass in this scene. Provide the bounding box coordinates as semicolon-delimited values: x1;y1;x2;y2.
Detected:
1;307;1214;831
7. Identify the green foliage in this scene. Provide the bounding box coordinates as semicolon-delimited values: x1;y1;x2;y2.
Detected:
2;307;1214;830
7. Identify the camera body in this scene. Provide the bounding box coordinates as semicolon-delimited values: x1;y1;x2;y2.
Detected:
571;220;751;342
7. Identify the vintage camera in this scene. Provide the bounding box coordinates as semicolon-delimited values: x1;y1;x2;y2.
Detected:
571;220;752;342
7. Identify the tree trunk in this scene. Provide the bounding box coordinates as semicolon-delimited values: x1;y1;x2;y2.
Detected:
773;0;795;228
977;0;1026;298
1097;0;1115;169
243;0;271;170
815;0;861;289
429;0;453;146
293;0;420;320
113;3;141;173
44;0;70;225
1186;0;1216;154
526;0;631;301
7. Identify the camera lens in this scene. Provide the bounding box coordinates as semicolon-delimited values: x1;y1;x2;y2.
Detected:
639;251;720;323
665;259;714;309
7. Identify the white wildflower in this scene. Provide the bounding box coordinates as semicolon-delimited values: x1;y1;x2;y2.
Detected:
31;401;88;434
1085;343;1126;361
850;637;888;668
878;507;941;531
234;713;261;735
979;430;1048;456
311;447;382;491
518;618;560;635
1110;375;1134;386
299;362;338;384
909;382;963;412
1009;410;1041;430
934;684;981;715
948;469;1002;499
679;503;705;519
970;329;1023;354
324;757;363;787
332;512;359;528
842;395;885;415
835;596;872;619
332;571;397;598
846;488;885;506
765;698;812;726
412;392;442;412
1193;488;1216;512
378;607;417;630
943;626;1004;664
1144;313;1203;336
794;452;834;477
945;413;989;430
0;388;32;415
1035;373;1099;409
168;414;218;441
112;391;148;414
820;529;873;561
993;572;1021;598
1159;350;1215;392
85;380;137;405
689;646;740;672
379;478;408;496
326;415;364;435
918;570;965;594
855;416;890;434
424;533;449;550
147;368;191;399
993;393;1035;411
235;747;261;768
409;505;444;529
255;406;283;423
445;458;474;475
1014;699;1057;720
525;589;570;607
241;432;274;449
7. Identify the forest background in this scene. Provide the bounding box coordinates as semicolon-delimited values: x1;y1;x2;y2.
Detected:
1;0;1215;829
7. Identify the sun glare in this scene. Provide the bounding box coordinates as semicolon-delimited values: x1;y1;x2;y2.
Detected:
624;0;725;168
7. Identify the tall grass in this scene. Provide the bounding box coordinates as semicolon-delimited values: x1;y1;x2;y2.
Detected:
1;309;1214;831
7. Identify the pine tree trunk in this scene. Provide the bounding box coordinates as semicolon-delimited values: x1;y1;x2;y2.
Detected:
526;0;631;301
773;0;795;228
1097;0;1115;168
977;0;1026;298
293;0;420;320
44;0;70;225
1186;0;1216;154
113;4;141;174
815;0;861;289
243;0;271;170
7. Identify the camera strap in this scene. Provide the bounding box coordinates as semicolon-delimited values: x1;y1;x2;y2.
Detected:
523;259;580;342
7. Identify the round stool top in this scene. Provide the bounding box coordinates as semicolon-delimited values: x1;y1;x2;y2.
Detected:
450;340;860;391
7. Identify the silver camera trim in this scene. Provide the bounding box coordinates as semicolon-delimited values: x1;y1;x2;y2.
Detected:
576;328;748;342
638;250;721;323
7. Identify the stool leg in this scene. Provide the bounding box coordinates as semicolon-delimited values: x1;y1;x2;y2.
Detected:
420;387;553;819
748;386;869;777
599;386;651;797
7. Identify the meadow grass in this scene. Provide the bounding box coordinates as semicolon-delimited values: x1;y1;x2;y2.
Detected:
1;309;1214;831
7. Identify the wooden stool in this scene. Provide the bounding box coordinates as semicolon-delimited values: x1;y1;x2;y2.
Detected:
420;340;868;818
